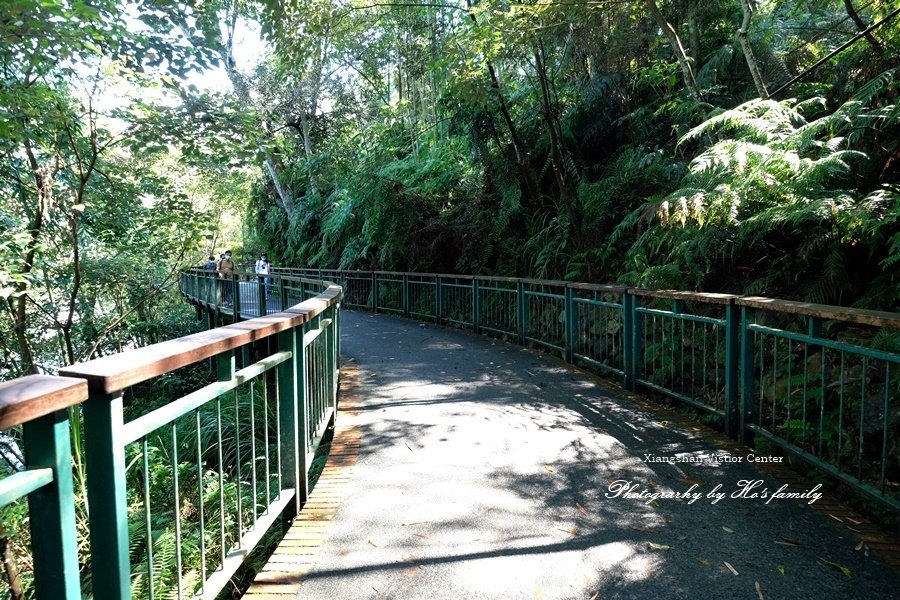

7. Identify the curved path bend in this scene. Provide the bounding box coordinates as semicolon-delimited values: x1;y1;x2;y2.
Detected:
253;311;899;599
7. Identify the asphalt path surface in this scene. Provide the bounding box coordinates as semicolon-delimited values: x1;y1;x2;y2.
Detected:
296;310;898;599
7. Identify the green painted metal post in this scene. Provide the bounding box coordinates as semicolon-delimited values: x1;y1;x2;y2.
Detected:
23;411;80;599
632;295;644;391
435;276;443;323
740;306;757;444
808;316;822;342
402;274;410;318
623;292;637;391
258;276;267;317
82;391;131;600
516;281;526;344
372;273;378;313
206;308;217;374
296;322;310;503
564;286;576;363
326;305;338;411
217;349;235;384
277;329;301;514
472;279;481;333
241;345;251;370
232;273;240;320
335;297;342;376
724;301;740;436
280;278;288;312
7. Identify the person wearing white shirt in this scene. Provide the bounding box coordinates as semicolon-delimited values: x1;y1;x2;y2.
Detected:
255;254;271;299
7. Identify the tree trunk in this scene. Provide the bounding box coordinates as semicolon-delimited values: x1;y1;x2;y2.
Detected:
534;42;581;244
0;524;24;600
687;1;701;67
843;0;882;51
222;10;296;220
645;0;700;99
738;0;769;99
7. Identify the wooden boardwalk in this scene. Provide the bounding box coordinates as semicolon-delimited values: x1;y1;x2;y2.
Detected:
243;366;362;598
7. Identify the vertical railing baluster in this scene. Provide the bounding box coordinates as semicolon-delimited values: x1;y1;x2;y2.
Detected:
195;410;207;590
143;438;155;600
250;379;258;524
172;422;183;600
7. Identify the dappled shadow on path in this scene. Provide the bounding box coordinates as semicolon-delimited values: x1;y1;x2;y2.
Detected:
295;311;898;600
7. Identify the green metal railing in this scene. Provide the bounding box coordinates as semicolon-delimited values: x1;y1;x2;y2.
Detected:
0;278;340;600
270;268;900;514
0;376;86;598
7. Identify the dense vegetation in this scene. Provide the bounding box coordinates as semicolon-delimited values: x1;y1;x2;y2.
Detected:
1;0;899;598
241;0;900;309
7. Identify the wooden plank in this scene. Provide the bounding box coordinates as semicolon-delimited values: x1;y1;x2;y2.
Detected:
629;288;737;304
0;375;88;429
736;296;900;329
567;283;628;293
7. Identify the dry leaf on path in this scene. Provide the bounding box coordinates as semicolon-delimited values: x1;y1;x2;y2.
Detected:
755;581;764;600
724;561;739;575
647;542;671;551
576;502;589;517
722;526;734;534
818;557;852;578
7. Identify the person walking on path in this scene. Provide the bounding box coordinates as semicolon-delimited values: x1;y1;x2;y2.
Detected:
219;250;236;304
203;255;217;270
255;253;271;298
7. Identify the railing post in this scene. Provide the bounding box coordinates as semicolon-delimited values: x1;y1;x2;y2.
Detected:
299;320;310;502
808;316;822;341
258;275;267;317
564;285;576;363
334;297;342;380
402;274;410;318
516;281;526;344
277;328;301;514
23;410;80;599
435;275;442;323
82;391;131;600
372;272;378;313
724;301;740;437
279;278;287;312
623;291;640;391
740;306;757;444
472;278;481;333
232;273;240;320
326;304;338;409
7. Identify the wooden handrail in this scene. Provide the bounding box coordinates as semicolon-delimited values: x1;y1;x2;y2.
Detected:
629;289;738;305
61;284;342;395
0;375;88;429
736;296;900;329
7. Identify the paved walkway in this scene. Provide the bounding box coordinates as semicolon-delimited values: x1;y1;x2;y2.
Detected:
261;311;899;599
